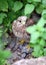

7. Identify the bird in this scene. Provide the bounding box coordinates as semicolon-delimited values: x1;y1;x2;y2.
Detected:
12;16;34;43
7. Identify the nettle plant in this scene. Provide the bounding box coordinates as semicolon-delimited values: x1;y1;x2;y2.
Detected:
26;17;46;57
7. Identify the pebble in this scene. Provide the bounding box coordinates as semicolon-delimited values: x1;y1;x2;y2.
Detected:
21;53;26;58
29;48;33;53
21;46;30;53
18;44;23;50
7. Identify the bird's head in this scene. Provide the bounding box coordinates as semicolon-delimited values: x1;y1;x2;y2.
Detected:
17;16;27;25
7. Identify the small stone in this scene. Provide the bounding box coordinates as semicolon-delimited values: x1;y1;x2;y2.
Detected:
5;47;11;51
7;54;14;65
21;46;30;53
9;38;16;49
21;47;27;53
17;52;21;56
18;45;23;50
21;53;26;58
29;48;33;53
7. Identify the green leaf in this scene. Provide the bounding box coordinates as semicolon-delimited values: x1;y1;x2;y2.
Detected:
42;0;46;7
0;26;3;37
37;17;46;27
42;10;46;19
36;4;44;14
8;0;14;10
0;50;11;65
7;11;16;22
0;30;3;37
0;0;8;12
44;48;46;56
41;30;46;39
32;45;43;57
3;50;11;59
0;13;7;24
12;1;23;12
26;25;36;34
39;39;45;47
27;0;32;3
30;32;40;43
24;4;35;15
36;25;45;32
33;0;41;2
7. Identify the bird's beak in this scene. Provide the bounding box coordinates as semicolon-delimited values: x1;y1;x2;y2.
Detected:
21;21;26;25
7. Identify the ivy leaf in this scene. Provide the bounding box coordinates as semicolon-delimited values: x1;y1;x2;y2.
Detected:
42;10;46;19
0;13;7;24
12;1;23;12
24;4;35;15
0;0;8;12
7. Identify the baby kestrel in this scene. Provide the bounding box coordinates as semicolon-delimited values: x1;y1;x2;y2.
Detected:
12;16;34;42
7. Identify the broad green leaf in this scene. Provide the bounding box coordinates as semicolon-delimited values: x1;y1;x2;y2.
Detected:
12;1;23;12
7;0;14;10
36;25;45;32
44;48;46;56
41;30;46;39
39;39;45;47
42;10;46;19
37;17;46;27
32;2;39;6
30;32;40;43
27;0;33;3
0;50;11;65
0;0;8;12
33;0;41;2
24;4;35;15
36;4;44;14
32;45;43;57
0;13;7;24
3;50;11;58
7;11;16;22
26;25;36;34
42;0;46;7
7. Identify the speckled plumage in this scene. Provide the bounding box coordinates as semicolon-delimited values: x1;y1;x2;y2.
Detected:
12;16;33;42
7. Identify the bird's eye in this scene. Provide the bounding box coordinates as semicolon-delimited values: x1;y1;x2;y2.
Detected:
19;20;21;23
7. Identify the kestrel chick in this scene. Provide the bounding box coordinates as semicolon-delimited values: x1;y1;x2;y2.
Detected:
12;16;33;42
